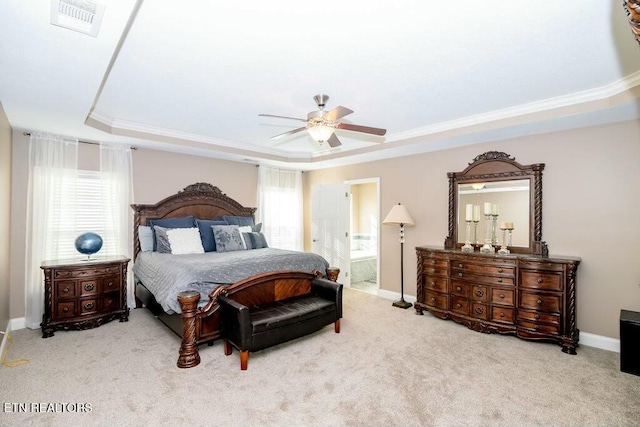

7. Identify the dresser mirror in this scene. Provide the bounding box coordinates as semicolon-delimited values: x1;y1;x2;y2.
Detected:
444;151;547;255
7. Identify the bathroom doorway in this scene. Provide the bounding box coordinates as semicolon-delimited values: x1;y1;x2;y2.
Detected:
347;178;379;295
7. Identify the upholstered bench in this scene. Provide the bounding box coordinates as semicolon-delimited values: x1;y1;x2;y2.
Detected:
218;271;343;370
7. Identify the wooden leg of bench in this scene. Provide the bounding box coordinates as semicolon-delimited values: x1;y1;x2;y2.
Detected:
240;350;249;370
223;339;232;356
334;319;340;333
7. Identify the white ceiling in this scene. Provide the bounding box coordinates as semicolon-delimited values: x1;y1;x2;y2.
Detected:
2;0;640;170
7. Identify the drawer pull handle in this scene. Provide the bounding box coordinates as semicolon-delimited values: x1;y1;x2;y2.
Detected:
476;290;484;297
107;282;114;288
63;287;70;293
537;278;543;283
84;283;95;291
499;294;505;299
430;282;435;286
456;286;462;292
534;314;540;319
498;278;503;283
456;303;461;308
431;297;436;302
534;325;539;331
458;263;463;268
63;307;69;313
498;268;503;273
537;299;543;305
499;312;505;318
458;272;463;277
475;307;484;314
84;302;94;310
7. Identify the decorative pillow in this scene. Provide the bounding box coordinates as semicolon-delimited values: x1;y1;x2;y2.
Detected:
154;226;204;255
242;231;269;249
252;222;262;233
195;219;229;252
138;225;154;252
149;216;196;251
222;215;254;227
238;225;252;233
212;224;246;252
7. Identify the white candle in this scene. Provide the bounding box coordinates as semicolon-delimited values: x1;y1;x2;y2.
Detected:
505;222;514;229
473;205;480;222
484;202;491;215
491;203;499;215
499;221;507;230
465;204;473;221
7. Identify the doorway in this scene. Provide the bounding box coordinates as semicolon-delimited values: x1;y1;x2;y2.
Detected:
347;179;379;295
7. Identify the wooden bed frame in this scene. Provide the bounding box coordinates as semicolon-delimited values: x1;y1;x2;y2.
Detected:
131;183;338;368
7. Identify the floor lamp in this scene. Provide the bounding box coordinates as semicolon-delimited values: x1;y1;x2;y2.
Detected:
383;203;415;309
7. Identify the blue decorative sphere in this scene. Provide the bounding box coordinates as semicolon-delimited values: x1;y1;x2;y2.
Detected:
75;232;103;255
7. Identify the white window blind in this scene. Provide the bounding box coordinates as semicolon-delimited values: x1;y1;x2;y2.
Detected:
49;169;117;260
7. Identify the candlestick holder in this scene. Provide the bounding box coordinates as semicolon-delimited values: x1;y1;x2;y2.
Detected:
507;226;514;247
491;214;499;245
462;220;473;252
480;214;494;254
472;220;480;245
498;226;510;254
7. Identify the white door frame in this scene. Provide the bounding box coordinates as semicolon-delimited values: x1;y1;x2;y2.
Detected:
345;177;380;293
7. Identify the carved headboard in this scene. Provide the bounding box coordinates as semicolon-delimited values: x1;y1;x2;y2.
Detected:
130;183;256;259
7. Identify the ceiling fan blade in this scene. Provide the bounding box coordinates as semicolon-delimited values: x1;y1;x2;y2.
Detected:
336;123;387;136
324;106;354;122
271;127;307;139
326;133;342;148
259;114;308;123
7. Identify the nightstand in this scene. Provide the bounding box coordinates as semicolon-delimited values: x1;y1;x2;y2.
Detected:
40;256;130;338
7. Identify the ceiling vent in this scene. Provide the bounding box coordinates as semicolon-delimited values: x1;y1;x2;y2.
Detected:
50;0;106;37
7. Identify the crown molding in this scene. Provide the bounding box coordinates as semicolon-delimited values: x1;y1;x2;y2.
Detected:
86;71;640;165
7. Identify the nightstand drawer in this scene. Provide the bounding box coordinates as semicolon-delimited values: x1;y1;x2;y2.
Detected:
80;279;99;296
451;296;469;315
102;274;120;293
56;281;76;298
56;302;76;318
80;299;99;314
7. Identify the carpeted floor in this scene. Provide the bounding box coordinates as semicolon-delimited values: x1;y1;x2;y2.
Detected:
1;288;639;426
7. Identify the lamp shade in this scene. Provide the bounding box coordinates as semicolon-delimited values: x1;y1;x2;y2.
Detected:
383;203;415;226
307;124;335;142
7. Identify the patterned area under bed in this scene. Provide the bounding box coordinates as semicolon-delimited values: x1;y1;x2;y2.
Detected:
133;248;329;314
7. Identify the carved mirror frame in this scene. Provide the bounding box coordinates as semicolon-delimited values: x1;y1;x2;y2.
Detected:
444;151;547;255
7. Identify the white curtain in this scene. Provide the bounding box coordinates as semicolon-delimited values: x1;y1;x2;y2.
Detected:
257;166;303;251
100;142;135;307
25;133;78;328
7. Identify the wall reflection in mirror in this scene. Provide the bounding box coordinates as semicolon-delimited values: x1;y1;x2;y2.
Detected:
457;180;529;248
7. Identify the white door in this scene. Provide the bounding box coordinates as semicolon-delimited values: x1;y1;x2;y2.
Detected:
311;184;350;286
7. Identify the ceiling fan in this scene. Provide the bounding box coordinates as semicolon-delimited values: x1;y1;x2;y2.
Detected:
259;94;386;148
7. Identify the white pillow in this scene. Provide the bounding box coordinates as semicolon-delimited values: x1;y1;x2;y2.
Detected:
156;227;204;255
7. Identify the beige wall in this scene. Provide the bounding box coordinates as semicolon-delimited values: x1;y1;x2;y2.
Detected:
9;132;258;318
0;103;11;329
304;119;640;339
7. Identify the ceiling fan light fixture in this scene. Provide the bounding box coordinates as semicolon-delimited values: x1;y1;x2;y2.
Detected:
307;124;335;142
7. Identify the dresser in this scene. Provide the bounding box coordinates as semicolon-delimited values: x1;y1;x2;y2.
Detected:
40;256;130;338
416;246;580;354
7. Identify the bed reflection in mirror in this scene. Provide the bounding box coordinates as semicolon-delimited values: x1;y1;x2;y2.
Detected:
457;179;530;248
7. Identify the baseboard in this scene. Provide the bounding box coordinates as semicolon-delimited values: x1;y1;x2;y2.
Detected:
579;332;620;353
0;317;26;363
376;290;620;353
